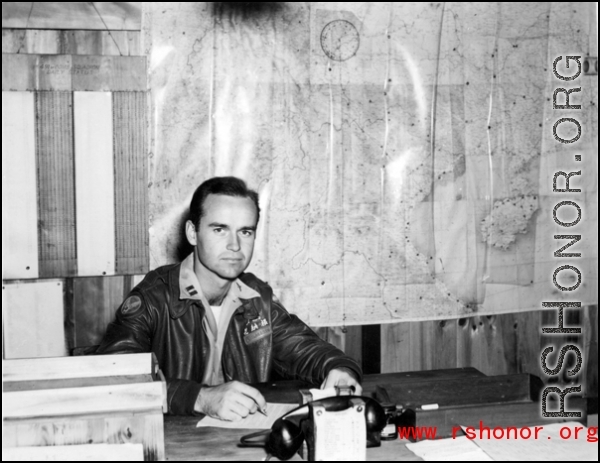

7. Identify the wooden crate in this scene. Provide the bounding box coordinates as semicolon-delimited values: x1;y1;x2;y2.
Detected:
3;353;166;461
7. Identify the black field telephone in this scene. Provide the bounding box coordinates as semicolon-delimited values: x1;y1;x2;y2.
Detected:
240;396;387;461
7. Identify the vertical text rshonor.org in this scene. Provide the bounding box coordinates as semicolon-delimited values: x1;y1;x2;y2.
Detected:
541;55;585;418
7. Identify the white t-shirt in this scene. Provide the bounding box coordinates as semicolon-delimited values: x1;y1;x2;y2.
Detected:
210;305;223;325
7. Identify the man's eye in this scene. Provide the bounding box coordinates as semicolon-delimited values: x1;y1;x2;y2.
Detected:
241;230;254;237
213;228;225;234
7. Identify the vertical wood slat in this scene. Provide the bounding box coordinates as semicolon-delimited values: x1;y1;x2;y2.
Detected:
3;281;67;359
73;276;125;348
113;92;148;274
361;324;380;375
431;318;458;370
2;91;39;279
584;306;598;398
36;91;77;277
313;326;363;368
63;278;76;353
73;91;116;276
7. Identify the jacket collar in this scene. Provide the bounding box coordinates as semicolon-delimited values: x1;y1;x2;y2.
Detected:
170;253;260;319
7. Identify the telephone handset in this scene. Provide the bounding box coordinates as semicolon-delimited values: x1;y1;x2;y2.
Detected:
240;395;387;461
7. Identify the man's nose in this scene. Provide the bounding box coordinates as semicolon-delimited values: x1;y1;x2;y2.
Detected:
226;233;241;251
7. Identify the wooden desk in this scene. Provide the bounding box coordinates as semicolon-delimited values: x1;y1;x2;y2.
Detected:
164;416;421;461
164;368;486;461
163;369;595;461
164;415;599;461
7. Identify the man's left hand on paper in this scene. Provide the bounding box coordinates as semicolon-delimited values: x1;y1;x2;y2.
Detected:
320;367;363;396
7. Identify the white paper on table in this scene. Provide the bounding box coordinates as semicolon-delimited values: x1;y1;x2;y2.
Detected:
405;436;494;461
307;387;339;401
465;422;598;461
196;403;298;429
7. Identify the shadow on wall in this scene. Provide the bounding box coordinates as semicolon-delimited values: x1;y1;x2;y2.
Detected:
175;209;194;262
211;2;285;19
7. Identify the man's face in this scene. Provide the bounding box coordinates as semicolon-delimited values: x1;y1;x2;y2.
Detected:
186;194;258;282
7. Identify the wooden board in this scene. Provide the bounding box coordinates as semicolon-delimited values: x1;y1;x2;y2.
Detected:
4;374;155;393
2;91;39;279
113;92;149;274
4;382;164;419
2;443;144;461
3;353;158;382
3;412;164;461
2;29;142;56
584;306;598;398
73;91;115;276
2;281;66;359
375;374;541;409
2;2;142;31
2;54;72;91
72;276;127;348
35;91;77;278
71;55;146;92
362;367;486;395
2;54;147;91
313;326;362;367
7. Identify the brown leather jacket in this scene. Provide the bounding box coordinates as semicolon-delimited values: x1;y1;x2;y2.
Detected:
96;262;362;415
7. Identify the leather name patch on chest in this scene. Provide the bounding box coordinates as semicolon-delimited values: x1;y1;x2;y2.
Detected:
243;316;272;344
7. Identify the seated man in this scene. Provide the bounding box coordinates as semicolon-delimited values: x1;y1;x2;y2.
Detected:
96;176;362;420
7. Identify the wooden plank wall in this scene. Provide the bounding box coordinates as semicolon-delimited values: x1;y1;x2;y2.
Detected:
317;307;597;399
2;4;147;359
378;307;598;398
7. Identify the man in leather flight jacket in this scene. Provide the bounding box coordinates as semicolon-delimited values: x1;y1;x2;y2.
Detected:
96;177;362;419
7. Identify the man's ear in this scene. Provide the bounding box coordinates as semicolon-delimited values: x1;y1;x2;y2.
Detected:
185;220;197;246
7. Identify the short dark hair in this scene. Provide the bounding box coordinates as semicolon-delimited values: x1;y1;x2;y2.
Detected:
189;176;260;228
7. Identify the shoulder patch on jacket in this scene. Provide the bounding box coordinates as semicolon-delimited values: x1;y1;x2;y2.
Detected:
120;295;143;317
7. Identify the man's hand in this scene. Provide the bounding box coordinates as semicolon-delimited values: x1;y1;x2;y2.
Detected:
320;368;363;396
194;381;267;421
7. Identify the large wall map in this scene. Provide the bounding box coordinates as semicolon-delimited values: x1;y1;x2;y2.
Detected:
146;2;597;326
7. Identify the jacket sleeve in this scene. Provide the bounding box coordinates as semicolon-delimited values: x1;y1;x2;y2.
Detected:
269;298;362;385
95;292;202;416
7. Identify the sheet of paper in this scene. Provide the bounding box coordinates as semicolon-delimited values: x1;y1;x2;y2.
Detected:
307;387;339;401
196;403;298;429
466;422;598;461
405;436;494;461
